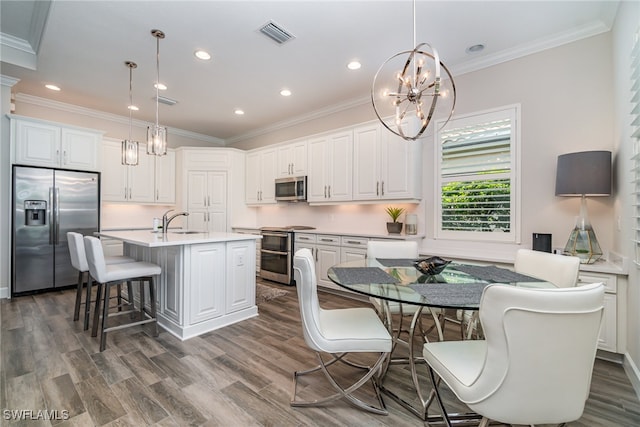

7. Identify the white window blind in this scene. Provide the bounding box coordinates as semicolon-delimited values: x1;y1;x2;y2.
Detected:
435;106;519;242
631;27;640;266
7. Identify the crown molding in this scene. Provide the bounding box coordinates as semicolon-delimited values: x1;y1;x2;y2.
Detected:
1;75;20;88
225;95;370;144
452;20;612;76
14;93;224;145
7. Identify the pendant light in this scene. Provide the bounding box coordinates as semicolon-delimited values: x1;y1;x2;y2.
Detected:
371;0;456;140
147;29;167;156
121;61;139;165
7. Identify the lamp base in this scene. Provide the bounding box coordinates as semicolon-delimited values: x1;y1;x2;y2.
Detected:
562;225;603;264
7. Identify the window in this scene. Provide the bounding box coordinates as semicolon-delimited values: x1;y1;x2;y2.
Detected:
630;27;640;266
435;105;520;243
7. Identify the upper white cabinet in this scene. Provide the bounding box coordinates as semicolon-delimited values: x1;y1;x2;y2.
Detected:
307;130;353;203
11;116;101;171
186;171;227;232
277;139;307;177
101;139;175;204
353;122;422;201
246;148;277;205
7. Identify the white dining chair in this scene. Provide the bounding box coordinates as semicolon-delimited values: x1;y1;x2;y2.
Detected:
424;282;604;426
67;232;135;330
460;248;582;339
291;248;392;415
84;236;162;351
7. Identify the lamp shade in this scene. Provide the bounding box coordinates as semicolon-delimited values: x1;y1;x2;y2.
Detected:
555;150;612;196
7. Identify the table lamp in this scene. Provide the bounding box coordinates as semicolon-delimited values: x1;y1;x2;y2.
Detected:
555;150;612;263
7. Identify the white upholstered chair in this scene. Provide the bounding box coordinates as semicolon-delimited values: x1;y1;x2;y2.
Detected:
67;232;135;330
291;248;392;415
84;236;161;351
460;249;582;339
424;282;604;426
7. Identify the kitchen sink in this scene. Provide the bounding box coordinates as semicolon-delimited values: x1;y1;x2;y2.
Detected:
170;230;205;234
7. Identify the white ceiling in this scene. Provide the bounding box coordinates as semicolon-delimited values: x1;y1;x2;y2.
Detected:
0;1;619;144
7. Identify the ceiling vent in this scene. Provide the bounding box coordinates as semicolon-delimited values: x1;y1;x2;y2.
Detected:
155;96;177;106
258;21;295;45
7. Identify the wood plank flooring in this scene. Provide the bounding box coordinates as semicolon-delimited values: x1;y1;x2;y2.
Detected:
2;280;640;426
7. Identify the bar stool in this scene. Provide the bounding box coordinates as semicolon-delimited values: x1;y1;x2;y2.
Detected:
67;232;136;331
83;236;162;351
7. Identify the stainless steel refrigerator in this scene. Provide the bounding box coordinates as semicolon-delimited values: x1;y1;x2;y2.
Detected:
12;165;100;295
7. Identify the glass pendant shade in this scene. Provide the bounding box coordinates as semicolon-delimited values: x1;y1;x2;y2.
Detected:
121;139;138;165
121;61;139;165
146;125;167;156
147;29;167;156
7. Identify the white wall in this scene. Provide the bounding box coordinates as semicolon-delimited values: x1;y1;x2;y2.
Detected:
611;0;640;394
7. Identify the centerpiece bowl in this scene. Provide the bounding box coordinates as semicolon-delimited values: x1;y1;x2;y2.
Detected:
414;256;451;276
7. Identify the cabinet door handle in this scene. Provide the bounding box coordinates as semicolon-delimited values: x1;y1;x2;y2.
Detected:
381;181;384;196
124;186;128;199
207;196;210;206
376;181;379;196
63;151;67;164
314;248;318;262
129;188;132;199
324;185;327;198
328;185;331;198
346;240;360;245
156;190;159;200
56;149;60;162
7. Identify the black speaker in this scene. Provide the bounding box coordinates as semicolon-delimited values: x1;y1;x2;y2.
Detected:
532;233;552;253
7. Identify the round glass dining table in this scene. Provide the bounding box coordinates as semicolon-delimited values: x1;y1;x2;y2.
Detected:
327;257;555;421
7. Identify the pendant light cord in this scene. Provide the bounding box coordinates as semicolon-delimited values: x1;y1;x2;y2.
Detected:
155;36;160;129
128;65;133;139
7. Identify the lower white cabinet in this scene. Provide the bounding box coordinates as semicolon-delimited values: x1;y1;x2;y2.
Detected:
578;271;618;353
189;243;225;324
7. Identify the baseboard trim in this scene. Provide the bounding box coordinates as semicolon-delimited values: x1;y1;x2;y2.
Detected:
0;286;9;299
623;352;640;401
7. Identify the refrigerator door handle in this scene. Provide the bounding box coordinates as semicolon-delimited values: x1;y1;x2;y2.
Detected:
54;187;60;245
49;187;55;245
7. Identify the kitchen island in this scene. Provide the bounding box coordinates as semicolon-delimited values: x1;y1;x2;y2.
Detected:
99;230;261;340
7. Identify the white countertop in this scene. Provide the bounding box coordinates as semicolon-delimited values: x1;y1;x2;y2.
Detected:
99;230;262;247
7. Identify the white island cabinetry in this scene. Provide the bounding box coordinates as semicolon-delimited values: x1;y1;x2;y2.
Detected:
100;230;259;340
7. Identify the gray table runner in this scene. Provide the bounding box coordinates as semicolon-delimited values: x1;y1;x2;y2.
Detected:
450;265;544;283
409;282;489;306
332;267;400;285
375;258;417;267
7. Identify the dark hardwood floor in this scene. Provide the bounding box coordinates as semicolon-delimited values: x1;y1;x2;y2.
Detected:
2;280;640;426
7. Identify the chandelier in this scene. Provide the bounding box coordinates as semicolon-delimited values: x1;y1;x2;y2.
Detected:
121;61;138;165
371;0;456;140
147;29;167;156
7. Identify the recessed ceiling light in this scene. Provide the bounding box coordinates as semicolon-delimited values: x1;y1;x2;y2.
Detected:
466;44;485;54
194;50;211;61
154;83;167;90
347;61;361;70
128;105;139;111
280;89;292;97
45;84;61;91
234;109;245;115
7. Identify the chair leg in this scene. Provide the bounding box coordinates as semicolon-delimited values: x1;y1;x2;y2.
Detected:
91;282;103;337
427;366;453;426
100;283;112;352
139;280;145;320
291;351;389;415
116;283;123;311
73;271;84;321
127;280;134;309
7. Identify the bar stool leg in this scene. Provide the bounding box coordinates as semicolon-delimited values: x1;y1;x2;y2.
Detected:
92;282;103;337
117;284;123;311
127;280;134;309
73;271;84;321
148;277;159;336
83;277;94;331
139;280;145;321
100;283;112;352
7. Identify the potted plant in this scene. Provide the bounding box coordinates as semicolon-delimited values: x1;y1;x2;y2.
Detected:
385;206;405;234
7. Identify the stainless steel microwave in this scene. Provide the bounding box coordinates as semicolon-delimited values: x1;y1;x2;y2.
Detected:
275;176;307;202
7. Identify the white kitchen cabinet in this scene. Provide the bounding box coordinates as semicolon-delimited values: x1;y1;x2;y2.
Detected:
11;116;101;171
186;171;227;232
307;131;352;203
226;240;256;313
101;139;175;204
578;271;618;353
189;243;226;324
340;236;369;262
246;148;277;204
277;139;307;177
353;122;422;201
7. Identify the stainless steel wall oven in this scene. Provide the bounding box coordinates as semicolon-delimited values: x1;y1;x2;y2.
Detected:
259;226;315;285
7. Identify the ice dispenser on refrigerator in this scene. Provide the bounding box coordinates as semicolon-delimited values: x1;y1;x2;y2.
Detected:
24;200;47;226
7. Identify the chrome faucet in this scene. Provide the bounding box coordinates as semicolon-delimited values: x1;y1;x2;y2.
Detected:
162;209;189;232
